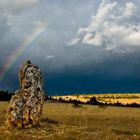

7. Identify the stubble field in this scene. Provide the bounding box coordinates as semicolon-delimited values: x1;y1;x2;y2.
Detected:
0;101;140;140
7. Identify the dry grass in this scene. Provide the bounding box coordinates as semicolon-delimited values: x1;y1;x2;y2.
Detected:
0;101;140;140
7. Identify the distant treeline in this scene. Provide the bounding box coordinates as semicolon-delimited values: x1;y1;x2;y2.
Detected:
0;90;48;101
1;91;140;108
0;90;49;101
46;96;140;108
0;90;14;101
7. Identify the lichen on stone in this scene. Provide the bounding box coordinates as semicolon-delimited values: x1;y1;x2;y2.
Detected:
6;60;45;129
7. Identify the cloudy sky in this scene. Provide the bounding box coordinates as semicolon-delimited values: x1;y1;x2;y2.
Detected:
0;0;140;95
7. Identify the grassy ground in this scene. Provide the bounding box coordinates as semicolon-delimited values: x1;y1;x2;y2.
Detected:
0;101;140;140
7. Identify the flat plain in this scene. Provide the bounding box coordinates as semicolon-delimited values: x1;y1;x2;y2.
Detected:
53;93;140;104
0;99;140;140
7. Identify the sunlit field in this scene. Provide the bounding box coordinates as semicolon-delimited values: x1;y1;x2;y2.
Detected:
53;93;140;105
0;101;140;140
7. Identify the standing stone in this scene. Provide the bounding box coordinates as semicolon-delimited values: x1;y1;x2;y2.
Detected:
6;60;45;129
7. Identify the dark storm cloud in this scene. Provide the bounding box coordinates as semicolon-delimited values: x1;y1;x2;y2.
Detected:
0;0;140;94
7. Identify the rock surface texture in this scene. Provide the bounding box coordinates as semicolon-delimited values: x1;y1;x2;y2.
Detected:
6;60;45;129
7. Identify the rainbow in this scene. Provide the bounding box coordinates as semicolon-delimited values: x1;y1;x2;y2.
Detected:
0;21;48;81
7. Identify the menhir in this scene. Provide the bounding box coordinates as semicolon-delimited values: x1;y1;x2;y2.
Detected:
6;60;45;129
